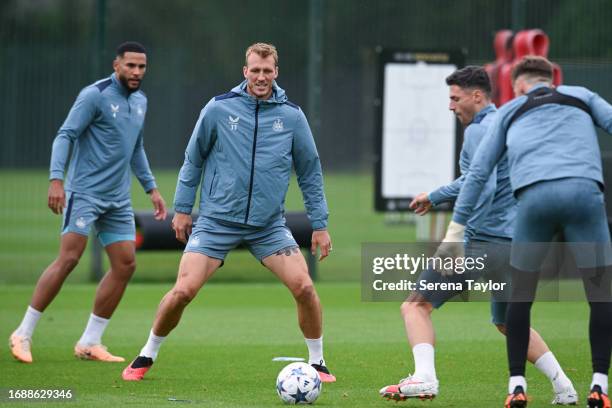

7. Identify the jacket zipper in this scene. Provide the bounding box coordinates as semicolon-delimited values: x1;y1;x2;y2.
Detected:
244;101;260;223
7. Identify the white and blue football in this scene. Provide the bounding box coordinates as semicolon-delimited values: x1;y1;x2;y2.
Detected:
276;362;322;404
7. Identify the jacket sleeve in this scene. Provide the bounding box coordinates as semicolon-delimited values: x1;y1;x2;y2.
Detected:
462;167;497;241
292;108;329;230
452;105;516;226
130;128;157;193
49;87;98;180
173;101;216;214
429;120;480;205
586;90;612;133
428;175;464;205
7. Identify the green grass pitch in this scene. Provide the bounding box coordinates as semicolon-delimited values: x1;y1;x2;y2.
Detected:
0;170;597;406
1;284;595;407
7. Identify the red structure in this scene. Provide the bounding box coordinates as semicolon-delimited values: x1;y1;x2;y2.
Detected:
485;29;563;107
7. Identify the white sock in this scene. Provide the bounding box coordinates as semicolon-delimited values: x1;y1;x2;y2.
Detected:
591;373;609;394
534;351;572;392
305;336;324;365
15;306;42;338
412;343;436;381
78;314;109;346
509;376;527;394
139;330;166;360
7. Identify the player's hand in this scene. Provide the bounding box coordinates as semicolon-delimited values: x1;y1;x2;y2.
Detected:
409;192;432;216
431;221;466;276
172;212;192;244
432;242;465;276
148;188;167;220
48;179;66;215
311;229;332;261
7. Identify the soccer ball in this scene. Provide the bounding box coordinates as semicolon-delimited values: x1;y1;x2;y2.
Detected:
276;362;322;404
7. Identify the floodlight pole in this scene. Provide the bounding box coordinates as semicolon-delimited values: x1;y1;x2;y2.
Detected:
511;0;526;31
92;0;107;78
307;0;323;281
308;0;323;146
90;0;107;282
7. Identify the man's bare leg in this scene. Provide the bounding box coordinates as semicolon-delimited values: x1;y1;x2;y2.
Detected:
74;240;138;361
495;324;548;363
10;233;88;363
122;252;221;380
30;233;89;311
379;293;440;400
152;252;222;336
262;248;335;382
496;324;576;401
400;294;438;383
393;296;575;402
263;248;322;339
92;240;137;318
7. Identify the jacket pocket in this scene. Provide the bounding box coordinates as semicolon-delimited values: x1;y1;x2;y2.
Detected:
209;168;218;197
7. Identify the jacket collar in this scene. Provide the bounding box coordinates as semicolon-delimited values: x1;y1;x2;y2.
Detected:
527;82;551;94
111;73;136;96
232;80;288;104
470;103;497;125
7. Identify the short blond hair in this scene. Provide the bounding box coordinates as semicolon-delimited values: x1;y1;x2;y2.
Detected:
245;43;278;66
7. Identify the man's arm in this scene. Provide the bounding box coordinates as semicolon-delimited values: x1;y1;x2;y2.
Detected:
48;87;98;214
452;112;509;226
410;176;464;216
462;167;497;241
292;109;328;230
427;175;465;205
430;172;497;273
131;130;166;220
451;120;499;238
50;87;98;181
586;90;612;133
292;109;331;260
131;129;157;194
412;122;482;214
172;102;215;242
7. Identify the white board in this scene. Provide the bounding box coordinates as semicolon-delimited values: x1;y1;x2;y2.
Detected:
381;62;457;199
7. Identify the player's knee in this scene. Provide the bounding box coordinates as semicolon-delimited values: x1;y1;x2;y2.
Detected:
293;282;317;304
107;257;136;281
495;323;507;335
57;252;81;273
120;258;137;276
171;287;196;306
400;300;431;318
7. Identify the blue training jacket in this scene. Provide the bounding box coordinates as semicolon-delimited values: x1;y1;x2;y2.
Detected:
173;80;328;230
454;83;612;226
428;104;515;241
49;73;157;200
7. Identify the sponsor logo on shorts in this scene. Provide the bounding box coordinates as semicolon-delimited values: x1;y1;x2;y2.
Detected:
189;235;200;247
75;217;87;229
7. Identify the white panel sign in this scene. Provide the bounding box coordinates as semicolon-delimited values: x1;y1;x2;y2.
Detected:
381;62;457;199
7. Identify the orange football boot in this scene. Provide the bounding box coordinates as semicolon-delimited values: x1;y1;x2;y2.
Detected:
588;385;610;408
122;356;154;381
9;332;33;363
311;362;336;383
74;343;125;362
505;386;528;408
